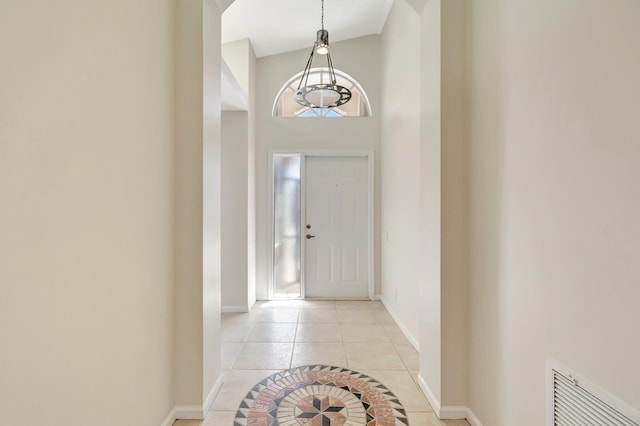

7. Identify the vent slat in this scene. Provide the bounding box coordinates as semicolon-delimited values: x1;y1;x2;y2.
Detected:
554;408;582;426
557;385;622;426
556;396;604;425
556;375;633;424
555;404;593;425
555;377;635;425
555;382;624;425
552;369;639;426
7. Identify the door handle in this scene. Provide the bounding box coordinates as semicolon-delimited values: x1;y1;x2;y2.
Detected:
306;234;316;240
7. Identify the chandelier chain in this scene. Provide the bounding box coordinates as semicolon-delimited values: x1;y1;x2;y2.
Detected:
294;0;352;108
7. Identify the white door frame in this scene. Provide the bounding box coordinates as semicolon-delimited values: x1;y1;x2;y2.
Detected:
268;149;375;300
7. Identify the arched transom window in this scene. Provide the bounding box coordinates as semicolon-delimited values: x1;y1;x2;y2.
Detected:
272;68;372;117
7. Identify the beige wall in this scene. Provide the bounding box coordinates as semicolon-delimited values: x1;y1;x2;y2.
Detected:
221;111;250;310
247;41;257;309
412;0;470;411
0;0;175;424
440;0;469;407
174;0;223;408
255;35;382;300
1;0;225;423
379;0;422;345
202;0;223;401
466;0;640;424
221;39;258;311
223;39;251;98
418;0;443;405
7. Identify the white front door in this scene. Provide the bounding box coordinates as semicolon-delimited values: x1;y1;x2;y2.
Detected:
304;156;370;298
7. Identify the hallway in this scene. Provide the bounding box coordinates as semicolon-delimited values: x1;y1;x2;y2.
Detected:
175;300;469;425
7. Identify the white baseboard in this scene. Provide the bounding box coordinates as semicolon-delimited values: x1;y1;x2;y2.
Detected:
371;294;381;301
463;408;484;426
416;374;483;426
379;296;419;351
443;406;483;426
440;406;483;426
160;374;225;425
203;373;224;414
173;404;205;420
160;409;176;426
222;305;248;313
440;406;469;419
417;373;441;414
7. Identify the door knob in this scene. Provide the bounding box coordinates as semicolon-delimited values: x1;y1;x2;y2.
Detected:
306;234;316;239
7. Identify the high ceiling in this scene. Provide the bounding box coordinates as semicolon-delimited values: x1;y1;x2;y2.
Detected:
222;0;394;58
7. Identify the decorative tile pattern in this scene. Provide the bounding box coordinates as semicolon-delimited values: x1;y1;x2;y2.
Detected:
234;365;409;426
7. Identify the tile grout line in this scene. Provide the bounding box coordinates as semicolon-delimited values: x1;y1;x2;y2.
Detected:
288;308;300;369
213;302;440;426
336;312;348;369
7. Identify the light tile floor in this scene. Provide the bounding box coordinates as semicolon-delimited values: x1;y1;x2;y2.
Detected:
175;300;469;426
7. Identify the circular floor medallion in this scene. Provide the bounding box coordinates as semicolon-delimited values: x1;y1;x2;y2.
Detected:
233;365;409;426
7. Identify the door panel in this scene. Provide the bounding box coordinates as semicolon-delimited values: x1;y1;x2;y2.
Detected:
304;156;369;298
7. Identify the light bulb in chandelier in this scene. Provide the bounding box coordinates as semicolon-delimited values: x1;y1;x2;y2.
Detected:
315;29;329;55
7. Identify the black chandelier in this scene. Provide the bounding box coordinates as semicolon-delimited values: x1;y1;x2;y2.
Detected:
294;0;352;109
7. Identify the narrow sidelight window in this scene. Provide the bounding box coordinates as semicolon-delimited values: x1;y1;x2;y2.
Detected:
273;155;302;298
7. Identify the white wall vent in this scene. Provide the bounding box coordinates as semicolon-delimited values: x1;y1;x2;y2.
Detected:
547;360;640;426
